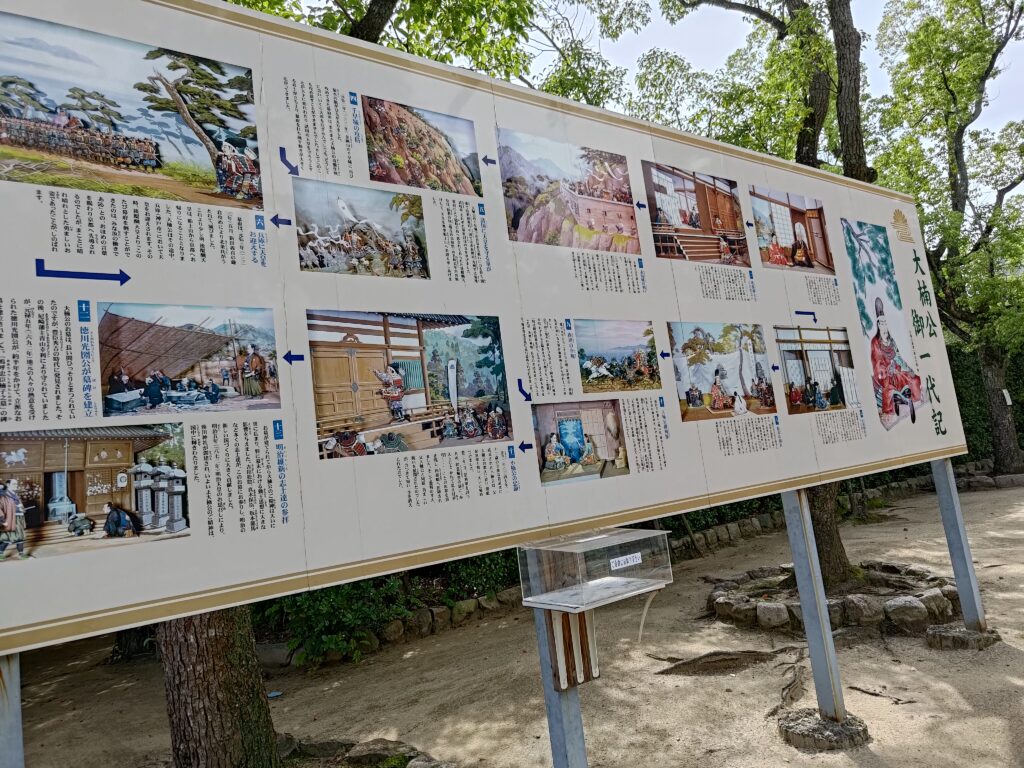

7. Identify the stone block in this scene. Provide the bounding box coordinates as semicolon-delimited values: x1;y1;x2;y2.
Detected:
355;631;380;656
257;642;291;668
346;739;418;765
726;522;743;542
430;605;451;633
940;584;961;615
785;600;803;631
407;607;434;638
756;513;774;531
756;601;790;629
478;594;501;612
827;598;845;628
379;618;405;644
918;587;954;623
749;517;763;535
451;598;479;626
703;527;718;549
713;594;749;621
297;739;357;758
994;473;1024;488
738;519;757;538
714;525;732;546
731;601;758;627
747;565;786;580
926;623;1001;651
966;476;996;491
843;594;885;626
496;586;522;606
693;532;709;556
884;596;930;634
771;509;786;529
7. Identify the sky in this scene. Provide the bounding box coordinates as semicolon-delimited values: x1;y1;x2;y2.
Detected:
573;2;1022;133
575;319;652;355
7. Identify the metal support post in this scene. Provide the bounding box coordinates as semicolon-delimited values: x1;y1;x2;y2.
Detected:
930;459;986;632
781;489;847;722
533;608;588;768
0;653;24;768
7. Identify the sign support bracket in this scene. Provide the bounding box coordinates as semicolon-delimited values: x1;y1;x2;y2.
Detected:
930;458;986;631
780;488;847;722
0;652;24;768
533;608;588;768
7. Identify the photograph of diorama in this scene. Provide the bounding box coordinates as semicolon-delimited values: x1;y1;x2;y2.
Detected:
294;178;428;279
641;161;751;267
361;95;481;197
306;310;512;458
842;218;923;429
749;185;834;273
575;319;660;393
498;128;640;255
667;322;777;422
0;12;261;208
532;399;630;486
0;423;188;561
774;325;860;416
98;303;279;417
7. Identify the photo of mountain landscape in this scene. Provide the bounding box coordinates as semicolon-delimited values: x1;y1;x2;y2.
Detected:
361;95;481;196
498;129;640;254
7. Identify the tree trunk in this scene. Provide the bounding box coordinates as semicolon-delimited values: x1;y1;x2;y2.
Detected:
107;624;156;664
807;482;852;591
785;0;830;168
978;346;1024;475
153;73;219;167
157;607;280;768
826;0;876;182
348;0;401;44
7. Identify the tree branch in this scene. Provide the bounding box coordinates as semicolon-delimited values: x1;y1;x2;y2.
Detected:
675;0;788;38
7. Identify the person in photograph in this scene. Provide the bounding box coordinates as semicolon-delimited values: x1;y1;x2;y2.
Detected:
767;233;789;265
543;433;570;471
870;298;922;416
102;503;141;538
732;391;749;416
710;373;730;410
0;480;28;561
144;376;164;409
204;379;222;404
791;224;813;267
238;345;265;399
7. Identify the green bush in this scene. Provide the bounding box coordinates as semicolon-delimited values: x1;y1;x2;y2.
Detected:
253;576;410;668
440;551;519;600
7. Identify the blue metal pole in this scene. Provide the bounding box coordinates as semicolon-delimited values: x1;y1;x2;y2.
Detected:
0;653;24;768
781;489;847;722
930;459;986;632
533;608;588;768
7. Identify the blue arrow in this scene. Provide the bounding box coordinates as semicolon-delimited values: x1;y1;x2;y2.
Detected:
518;440;534;453
283;350;305;365
660;350;670;359
279;147;299;176
635;200;647;210
771;364;780;372
795;310;818;324
745;220;754;228
271;213;292;228
482;155;496;166
35;259;129;285
517;378;532;402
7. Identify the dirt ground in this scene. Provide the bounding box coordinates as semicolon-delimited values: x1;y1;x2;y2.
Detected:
20;486;1024;767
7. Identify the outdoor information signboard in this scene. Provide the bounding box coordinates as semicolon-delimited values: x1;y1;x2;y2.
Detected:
0;0;965;654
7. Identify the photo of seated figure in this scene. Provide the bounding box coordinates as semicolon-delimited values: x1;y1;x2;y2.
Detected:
533;400;630;486
774;325;860;416
668;322;778;422
749;185;835;274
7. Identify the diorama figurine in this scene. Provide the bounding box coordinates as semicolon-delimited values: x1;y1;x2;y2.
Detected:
374;366;407;422
579;435;600;466
544;433;570;471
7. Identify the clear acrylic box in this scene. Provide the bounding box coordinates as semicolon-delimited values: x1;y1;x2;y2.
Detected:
518;528;673;613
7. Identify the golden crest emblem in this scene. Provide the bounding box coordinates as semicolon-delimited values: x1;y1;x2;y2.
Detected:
891;209;915;243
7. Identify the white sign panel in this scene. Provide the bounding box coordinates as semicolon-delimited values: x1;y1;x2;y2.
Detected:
0;0;965;653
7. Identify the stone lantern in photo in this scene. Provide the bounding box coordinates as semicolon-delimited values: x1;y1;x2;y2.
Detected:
165;463;187;534
128;460;156;528
152;457;172;530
